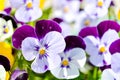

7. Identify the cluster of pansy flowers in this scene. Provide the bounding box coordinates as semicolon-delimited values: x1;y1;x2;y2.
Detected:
1;0;120;80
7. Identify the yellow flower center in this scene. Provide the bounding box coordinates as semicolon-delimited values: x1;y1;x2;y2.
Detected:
99;46;106;53
97;1;103;7
117;10;120;20
84;20;90;26
63;6;69;13
4;27;9;33
39;48;46;55
26;2;33;8
62;59;69;66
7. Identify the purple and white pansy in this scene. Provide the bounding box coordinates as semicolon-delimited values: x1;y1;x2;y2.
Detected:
0;14;17;41
51;36;86;79
79;20;120;67
12;20;66;73
9;0;42;22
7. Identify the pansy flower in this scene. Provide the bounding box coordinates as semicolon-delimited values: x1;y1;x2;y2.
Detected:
12;20;66;73
84;0;112;19
52;0;80;23
10;70;28;80
53;18;74;37
79;20;120;67
0;14;17;41
0;41;14;80
9;0;42;22
51;36;86;79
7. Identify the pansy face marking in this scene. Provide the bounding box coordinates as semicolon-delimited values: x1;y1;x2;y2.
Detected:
84;19;90;26
61;59;69;67
97;0;103;7
26;2;33;8
39;47;46;55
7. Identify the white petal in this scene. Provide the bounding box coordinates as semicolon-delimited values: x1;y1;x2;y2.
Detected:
50;66;65;79
103;52;111;65
0;65;6;80
67;48;86;67
21;37;39;61
43;31;66;54
47;53;61;70
101;29;119;46
65;63;79;79
101;69;117;80
31;55;49;73
9;0;24;8
89;54;104;67
15;6;42;22
111;53;120;73
84;36;100;55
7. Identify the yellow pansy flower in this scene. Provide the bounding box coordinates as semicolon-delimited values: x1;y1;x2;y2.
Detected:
0;42;14;67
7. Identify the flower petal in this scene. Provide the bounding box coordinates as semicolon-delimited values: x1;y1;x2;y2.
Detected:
101;69;117;80
65;63;79;79
84;36;100;55
9;0;24;8
109;39;120;54
101;29;119;46
35;20;62;39
0;55;10;71
0;42;14;67
65;36;86;51
0;65;6;80
31;55;49;73
79;27;98;38
67;48;86;67
97;20;120;38
89;54;104;67
47;53;61;70
12;25;36;49
15;6;42;22
21;37;39;61
10;70;28;80
42;31;65;54
111;53;120;73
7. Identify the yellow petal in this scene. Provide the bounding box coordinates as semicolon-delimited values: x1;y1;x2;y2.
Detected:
39;0;45;9
118;10;120;20
5;72;9;80
0;0;5;11
0;42;14;67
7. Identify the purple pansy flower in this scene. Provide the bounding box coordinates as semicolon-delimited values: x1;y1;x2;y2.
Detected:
79;20;120;67
51;36;86;79
9;0;42;22
12;20;66;73
11;70;28;80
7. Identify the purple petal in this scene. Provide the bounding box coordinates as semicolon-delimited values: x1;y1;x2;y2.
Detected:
65;36;86;51
97;20;120;38
0;55;10;71
10;70;28;80
12;25;36;49
35;20;62;39
100;65;111;71
52;18;63;24
79;27;98;38
109;39;120;54
4;7;12;14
